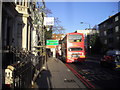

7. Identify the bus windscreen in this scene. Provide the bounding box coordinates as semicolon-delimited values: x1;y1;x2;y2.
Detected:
68;35;82;42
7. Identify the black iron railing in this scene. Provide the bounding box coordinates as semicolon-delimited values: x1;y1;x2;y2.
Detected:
3;46;47;88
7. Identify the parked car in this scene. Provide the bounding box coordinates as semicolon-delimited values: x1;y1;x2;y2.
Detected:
100;50;120;69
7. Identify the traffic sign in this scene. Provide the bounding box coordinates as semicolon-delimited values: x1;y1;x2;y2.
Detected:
46;40;58;45
46;45;56;48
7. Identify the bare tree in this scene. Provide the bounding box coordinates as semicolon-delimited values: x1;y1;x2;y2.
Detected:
52;17;65;34
36;2;52;15
36;2;65;34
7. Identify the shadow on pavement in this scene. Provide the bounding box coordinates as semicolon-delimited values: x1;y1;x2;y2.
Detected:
35;69;52;88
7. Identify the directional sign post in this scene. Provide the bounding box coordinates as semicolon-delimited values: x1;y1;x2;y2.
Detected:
46;40;59;46
46;40;59;58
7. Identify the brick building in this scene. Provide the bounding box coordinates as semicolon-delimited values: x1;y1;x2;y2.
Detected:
98;12;120;51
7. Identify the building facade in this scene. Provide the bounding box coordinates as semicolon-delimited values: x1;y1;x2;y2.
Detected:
2;1;37;68
1;0;50;88
98;12;120;51
52;33;65;40
15;1;36;51
2;2;23;68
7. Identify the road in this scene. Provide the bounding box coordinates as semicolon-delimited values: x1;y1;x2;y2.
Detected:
63;57;120;89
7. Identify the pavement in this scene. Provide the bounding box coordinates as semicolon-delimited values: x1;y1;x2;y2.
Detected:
32;57;87;89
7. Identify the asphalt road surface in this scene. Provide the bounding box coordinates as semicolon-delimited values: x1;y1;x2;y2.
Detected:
64;58;120;89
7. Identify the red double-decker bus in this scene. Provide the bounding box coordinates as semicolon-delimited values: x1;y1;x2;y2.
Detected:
61;32;86;63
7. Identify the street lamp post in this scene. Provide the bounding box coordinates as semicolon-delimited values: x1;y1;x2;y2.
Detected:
80;22;92;54
80;22;91;29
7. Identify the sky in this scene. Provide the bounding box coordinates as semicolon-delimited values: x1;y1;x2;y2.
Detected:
45;2;119;33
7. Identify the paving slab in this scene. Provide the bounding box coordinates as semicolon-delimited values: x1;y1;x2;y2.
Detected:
34;57;87;89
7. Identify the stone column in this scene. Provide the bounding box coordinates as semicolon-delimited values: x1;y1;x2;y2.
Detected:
22;0;25;6
22;15;28;50
27;25;30;51
31;29;37;55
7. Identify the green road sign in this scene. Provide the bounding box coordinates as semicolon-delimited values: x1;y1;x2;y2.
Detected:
46;40;59;45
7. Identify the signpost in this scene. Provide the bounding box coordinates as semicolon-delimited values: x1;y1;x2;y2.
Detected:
46;40;59;57
46;40;59;46
44;17;54;26
46;45;56;48
43;17;55;57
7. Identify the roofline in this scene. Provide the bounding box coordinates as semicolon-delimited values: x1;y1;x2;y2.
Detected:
98;12;120;26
